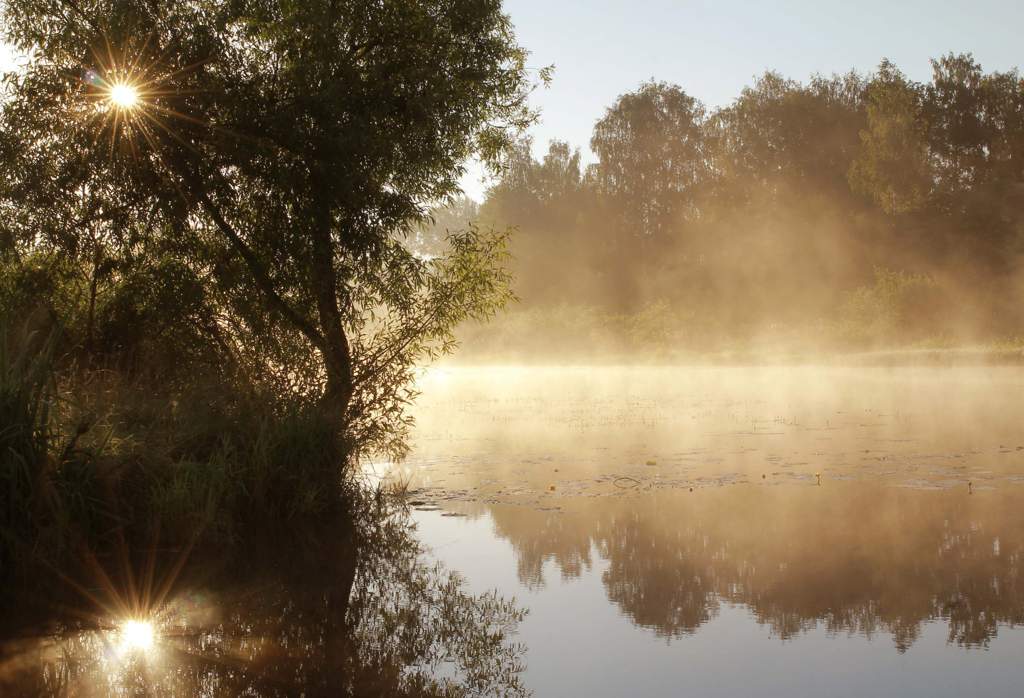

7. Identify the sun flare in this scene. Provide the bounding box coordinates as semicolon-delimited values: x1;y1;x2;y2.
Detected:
120;619;155;653
108;83;139;109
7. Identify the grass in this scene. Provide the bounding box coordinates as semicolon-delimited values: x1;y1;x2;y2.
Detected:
1;320;61;579
0;316;352;597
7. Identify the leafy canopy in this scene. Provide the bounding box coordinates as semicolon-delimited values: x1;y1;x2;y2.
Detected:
1;0;542;459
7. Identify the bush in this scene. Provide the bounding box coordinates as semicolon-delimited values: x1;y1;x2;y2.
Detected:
0;320;59;580
0;306;350;589
836;268;950;348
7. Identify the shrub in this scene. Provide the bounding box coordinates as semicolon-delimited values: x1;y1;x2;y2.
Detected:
836;268;949;347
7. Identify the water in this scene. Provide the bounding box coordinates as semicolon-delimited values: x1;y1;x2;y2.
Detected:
0;508;529;697
393;365;1024;697
5;365;1023;696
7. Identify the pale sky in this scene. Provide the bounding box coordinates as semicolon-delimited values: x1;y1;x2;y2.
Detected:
4;3;1021;202
459;0;1024;200
0;44;15;73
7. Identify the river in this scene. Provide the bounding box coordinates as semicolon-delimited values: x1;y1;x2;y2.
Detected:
394;365;1024;697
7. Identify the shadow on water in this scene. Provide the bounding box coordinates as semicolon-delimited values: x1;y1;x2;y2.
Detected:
0;493;529;697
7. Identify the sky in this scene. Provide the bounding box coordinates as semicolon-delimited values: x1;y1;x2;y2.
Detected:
0;44;14;74
3;3;1021;202
459;0;1024;200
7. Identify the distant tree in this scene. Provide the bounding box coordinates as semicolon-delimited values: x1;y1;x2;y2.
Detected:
532;140;585;204
925;54;991;200
923;54;1024;269
479;138;596;304
589;81;707;249
483;138;584;228
414;196;481;260
976;67;1024;184
711;71;865;203
1;0;539;456
711;71;797;191
848;59;932;214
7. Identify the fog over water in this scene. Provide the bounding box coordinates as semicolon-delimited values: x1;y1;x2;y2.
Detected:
385;365;1024;696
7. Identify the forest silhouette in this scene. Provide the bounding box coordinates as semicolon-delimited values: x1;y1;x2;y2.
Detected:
430;55;1024;359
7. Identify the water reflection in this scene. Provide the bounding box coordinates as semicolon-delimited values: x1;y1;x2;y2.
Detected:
480;484;1024;651
393;366;1024;695
0;503;528;697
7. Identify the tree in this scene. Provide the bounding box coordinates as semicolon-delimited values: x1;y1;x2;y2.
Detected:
1;0;538;457
477;138;603;305
482;138;584;230
922;54;1024;269
848;59;931;214
589;81;707;249
925;53;990;198
712;70;866;203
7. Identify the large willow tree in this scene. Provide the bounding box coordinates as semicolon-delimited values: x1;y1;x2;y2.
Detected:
0;0;538;457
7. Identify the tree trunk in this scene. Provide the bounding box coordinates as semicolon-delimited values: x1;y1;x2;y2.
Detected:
310;182;354;420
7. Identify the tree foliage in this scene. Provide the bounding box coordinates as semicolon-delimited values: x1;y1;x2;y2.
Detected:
0;0;537;459
589;81;706;249
849;60;930;214
478;54;1024;348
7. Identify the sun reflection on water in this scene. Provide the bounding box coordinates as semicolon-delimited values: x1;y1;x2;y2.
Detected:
119;619;155;654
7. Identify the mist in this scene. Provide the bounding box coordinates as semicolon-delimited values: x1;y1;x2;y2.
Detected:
421;55;1024;363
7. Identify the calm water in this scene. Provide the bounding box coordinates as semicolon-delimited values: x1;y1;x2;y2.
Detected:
390;365;1024;697
6;365;1024;696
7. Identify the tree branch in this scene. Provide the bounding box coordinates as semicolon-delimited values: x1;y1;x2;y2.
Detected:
167;157;326;351
192;185;326;352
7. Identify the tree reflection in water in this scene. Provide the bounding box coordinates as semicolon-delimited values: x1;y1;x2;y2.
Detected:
0;497;528;697
487;484;1024;651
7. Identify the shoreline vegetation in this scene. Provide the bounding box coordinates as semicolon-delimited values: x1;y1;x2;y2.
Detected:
0;316;530;696
0;0;1022;693
450;302;1024;366
444;345;1024;367
0;0;535;693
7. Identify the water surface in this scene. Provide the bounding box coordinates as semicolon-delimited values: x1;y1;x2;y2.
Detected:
394;366;1024;696
6;365;1022;696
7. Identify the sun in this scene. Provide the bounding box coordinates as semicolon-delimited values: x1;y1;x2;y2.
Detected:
108;82;139;109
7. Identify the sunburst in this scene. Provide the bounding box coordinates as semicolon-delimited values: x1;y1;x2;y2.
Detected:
108;82;139;109
77;32;213;166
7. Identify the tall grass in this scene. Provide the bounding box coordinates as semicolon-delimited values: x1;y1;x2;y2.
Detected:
0;320;61;580
0;314;350;593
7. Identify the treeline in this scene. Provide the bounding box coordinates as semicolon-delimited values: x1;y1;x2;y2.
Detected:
442;54;1024;357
